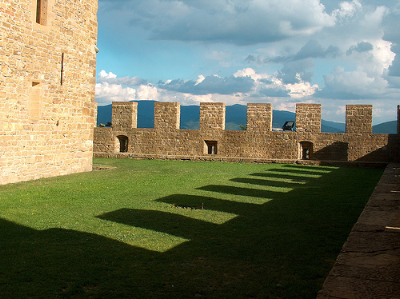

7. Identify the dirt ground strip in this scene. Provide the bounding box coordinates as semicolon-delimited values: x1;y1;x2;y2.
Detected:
317;163;400;299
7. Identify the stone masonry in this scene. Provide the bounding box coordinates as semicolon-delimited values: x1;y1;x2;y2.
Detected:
346;105;373;134
94;102;400;163
247;103;272;132
1;0;98;185
296;103;321;133
112;102;138;130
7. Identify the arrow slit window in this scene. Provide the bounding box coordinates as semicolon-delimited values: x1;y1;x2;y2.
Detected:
36;0;48;25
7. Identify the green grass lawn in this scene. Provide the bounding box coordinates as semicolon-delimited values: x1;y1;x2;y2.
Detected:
0;159;384;298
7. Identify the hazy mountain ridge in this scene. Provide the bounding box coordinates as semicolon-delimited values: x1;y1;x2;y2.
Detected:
97;101;395;134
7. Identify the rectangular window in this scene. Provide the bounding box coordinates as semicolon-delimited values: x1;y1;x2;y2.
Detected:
36;0;47;25
204;140;218;155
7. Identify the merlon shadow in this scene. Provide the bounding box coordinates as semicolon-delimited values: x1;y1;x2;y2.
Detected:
97;208;219;239
197;184;290;199
230;177;306;188
156;194;270;216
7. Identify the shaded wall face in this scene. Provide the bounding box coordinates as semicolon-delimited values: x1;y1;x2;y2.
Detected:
0;0;98;185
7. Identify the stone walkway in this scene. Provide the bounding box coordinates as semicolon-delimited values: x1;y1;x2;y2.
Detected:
317;163;400;299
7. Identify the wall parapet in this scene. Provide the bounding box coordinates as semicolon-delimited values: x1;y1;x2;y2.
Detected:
154;102;180;132
93;102;400;163
296;104;321;133
247;103;272;132
346;105;372;133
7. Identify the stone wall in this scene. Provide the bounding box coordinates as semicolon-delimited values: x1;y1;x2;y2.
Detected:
112;102;137;130
200;102;225;131
346;105;372;133
296;103;321;133
155;102;180;132
94;103;400;163
0;0;98;185
247;103;272;132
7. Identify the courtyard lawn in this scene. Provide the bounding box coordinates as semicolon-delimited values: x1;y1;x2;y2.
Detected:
0;158;384;299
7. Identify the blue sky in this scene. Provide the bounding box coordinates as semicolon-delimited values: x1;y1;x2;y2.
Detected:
95;0;400;125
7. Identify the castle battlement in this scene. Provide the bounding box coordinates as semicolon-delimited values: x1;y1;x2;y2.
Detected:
94;102;400;163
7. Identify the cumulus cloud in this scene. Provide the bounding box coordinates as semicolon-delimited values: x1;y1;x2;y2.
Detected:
96;0;400;124
332;0;362;23
97;70;148;87
277;59;315;84
245;40;340;67
295;40;340;60
317;66;389;99
95;82;137;105
259;88;290;98
346;41;373;55
383;8;400;77
96;68;321;109
158;75;255;95
100;0;335;46
96;71;158;104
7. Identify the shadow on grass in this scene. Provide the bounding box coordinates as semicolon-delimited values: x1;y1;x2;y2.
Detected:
0;165;383;299
250;172;311;183
230;177;306;188
155;194;266;215
97;209;218;239
197;184;289;199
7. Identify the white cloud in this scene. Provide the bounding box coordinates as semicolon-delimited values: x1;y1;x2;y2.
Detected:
136;84;159;101
233;68;258;79
360;5;388;30
286;75;319;98
96;0;400;124
371;39;395;70
95;82;137;105
104;0;335;45
97;70;148;87
319;66;388;99
332;0;362;22
275;102;296;113
195;75;205;86
99;70;117;79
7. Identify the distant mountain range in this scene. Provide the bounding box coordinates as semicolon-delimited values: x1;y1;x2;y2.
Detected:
97;101;396;134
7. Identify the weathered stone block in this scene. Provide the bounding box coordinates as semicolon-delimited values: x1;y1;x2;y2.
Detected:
200;102;225;131
247;103;272;132
346;105;372;133
296;103;321;133
112;102;137;130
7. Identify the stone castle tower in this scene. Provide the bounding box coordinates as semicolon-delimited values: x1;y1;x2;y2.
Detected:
0;0;98;185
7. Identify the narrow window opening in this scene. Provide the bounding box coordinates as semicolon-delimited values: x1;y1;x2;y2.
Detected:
36;0;47;25
36;0;41;23
204;140;218;155
117;135;129;153
60;53;64;85
300;141;313;160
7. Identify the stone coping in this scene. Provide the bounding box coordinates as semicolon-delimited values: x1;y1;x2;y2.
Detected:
317;163;400;299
